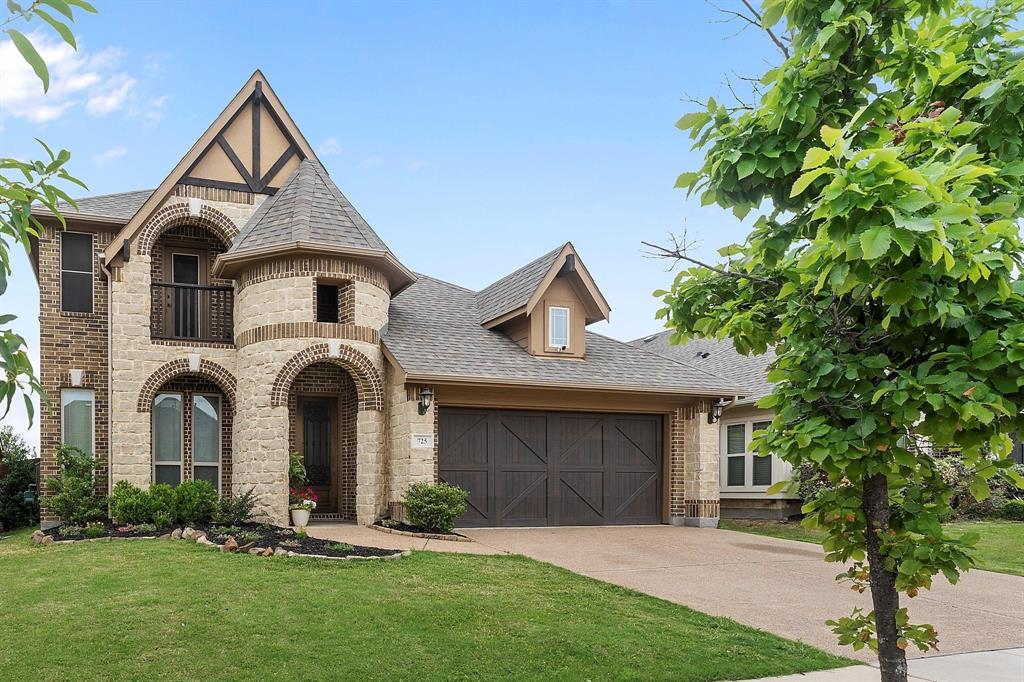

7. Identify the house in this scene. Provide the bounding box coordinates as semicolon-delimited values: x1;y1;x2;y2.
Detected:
30;71;747;530
630;332;801;519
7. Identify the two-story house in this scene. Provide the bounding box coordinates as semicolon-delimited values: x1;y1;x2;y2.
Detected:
31;71;746;530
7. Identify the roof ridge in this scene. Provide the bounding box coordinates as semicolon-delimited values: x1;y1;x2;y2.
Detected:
588;329;744;388
476;243;566;297
413;273;478;295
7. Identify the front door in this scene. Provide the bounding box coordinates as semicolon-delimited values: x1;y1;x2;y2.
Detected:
171;252;201;338
300;397;336;513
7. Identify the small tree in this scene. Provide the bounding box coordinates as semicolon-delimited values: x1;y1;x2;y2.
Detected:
42;445;103;525
653;2;1024;680
0;425;38;529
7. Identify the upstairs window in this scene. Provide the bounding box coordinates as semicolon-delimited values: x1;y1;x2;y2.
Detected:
61;232;93;313
316;284;340;323
548;306;570;348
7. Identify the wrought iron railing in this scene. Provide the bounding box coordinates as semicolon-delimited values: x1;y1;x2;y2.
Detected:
151;282;233;343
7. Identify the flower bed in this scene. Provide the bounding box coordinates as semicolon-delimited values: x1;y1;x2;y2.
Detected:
33;522;406;560
372;517;473;542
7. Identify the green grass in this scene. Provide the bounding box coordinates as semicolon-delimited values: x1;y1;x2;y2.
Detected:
720;518;1024;577
0;529;850;681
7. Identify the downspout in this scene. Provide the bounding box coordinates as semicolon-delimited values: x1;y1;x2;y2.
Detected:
99;253;113;497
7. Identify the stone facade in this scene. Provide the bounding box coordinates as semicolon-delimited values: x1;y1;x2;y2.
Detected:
384;365;437;519
672;406;721;527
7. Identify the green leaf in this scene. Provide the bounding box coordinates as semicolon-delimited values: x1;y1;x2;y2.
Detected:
802;147;830;170
968;477;990;502
820;125;842;147
790;167;830;198
859;227;892;260
5;29;49;92
761;0;784;28
674;171;701;189
42;0;75;19
765;480;791;495
65;0;99;11
737;158;756;180
34;8;76;49
676;111;711;131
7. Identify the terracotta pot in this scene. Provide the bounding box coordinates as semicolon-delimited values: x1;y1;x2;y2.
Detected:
290;508;310;528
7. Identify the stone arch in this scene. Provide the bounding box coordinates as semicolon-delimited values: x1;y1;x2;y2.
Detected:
136;358;238;412
135;201;239;256
271;343;384;411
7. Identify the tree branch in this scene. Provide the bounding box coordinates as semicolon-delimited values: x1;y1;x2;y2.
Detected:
641;234;780;287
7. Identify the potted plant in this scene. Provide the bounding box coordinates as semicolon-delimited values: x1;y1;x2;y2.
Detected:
288;486;318;528
287;452;317;528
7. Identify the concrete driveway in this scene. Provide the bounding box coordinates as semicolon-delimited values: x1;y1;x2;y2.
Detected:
462;525;1024;661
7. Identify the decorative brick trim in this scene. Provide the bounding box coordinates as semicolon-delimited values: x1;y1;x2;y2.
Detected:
152;339;235;349
235;322;379;348
684;499;720;519
172;183;254;205
236;256;389;294
136;358;237;412
136;201;239;256
271;344;383;411
669;408;686;518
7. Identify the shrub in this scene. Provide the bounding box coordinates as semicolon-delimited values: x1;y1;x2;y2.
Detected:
796;461;832;503
294;528;308;540
58;525;82;538
236;530;262;544
148;484;176;521
152;511;174;529
935;458;1024;518
42;446;104;525
329;542;354;553
0;426;38;530
1002;499;1024;522
135;523;157;534
84;523;106;539
174;480;218;525
403;482;468;534
108;481;153;525
213;488;258;526
288;451;307;487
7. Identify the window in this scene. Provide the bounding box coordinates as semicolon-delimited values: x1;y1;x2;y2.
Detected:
548;306;570;348
153;393;183;486
721;419;775;490
61;389;94;454
192;394;221;491
316;283;340;323
60;232;93;313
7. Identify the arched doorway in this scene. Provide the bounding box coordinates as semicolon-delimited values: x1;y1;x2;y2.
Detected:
287;362;358;519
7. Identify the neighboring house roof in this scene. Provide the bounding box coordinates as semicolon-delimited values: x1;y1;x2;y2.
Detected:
476;245;564;324
226;159;390;254
34;189;154;224
630;331;776;403
384;274;744;395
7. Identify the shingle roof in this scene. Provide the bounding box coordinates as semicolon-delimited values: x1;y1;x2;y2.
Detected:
475;245;564;323
630;331;775;402
36;189;153;223
227;159;390;255
384;274;744;395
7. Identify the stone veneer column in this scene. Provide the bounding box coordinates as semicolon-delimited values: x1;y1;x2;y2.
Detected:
670;406;721;527
384;362;437;518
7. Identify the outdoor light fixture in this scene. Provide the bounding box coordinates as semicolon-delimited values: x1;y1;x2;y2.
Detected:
707;398;728;424
418;387;434;415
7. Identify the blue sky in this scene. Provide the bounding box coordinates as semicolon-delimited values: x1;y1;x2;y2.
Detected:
0;1;779;448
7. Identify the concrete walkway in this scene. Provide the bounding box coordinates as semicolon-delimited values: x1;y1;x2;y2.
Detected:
462;525;1024;662
753;647;1024;681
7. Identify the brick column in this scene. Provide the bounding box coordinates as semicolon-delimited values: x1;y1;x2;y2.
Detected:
669;406;721;527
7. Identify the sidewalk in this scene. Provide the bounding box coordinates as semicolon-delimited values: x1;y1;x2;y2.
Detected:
751;647;1024;682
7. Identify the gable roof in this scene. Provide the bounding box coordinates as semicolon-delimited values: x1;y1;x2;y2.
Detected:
102;70;319;267
226;159;390;254
383;274;745;396
630;331;775;403
476;242;611;326
32;189;154;225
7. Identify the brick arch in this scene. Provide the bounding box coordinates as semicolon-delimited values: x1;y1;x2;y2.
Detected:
135;202;239;256
271;343;383;411
136;358;238;412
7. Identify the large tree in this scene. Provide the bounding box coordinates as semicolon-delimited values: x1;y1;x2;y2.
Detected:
653;1;1023;680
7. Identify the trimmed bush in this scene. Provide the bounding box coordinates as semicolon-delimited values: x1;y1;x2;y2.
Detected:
148;484;176;521
1002;499;1024;522
174;480;218;525
43;446;104;525
403;482;468;534
213;488;259;526
108;481;154;525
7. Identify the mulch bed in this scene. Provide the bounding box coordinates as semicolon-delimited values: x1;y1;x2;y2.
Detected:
41;522;401;559
373;518;472;542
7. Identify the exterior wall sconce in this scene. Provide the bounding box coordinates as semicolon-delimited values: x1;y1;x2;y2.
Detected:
707;398;728;424
418;387;434;415
69;369;84;386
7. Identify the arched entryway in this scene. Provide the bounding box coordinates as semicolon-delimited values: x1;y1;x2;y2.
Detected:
287;363;358;519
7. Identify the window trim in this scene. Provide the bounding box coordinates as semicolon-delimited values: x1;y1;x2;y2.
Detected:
152;391;184;487
191;392;222;493
719;417;775;492
60;388;95;455
60;230;94;314
547;305;570;349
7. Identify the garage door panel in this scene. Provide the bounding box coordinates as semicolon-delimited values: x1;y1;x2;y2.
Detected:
439;408;662;527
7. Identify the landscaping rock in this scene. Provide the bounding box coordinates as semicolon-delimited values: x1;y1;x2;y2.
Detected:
40;535;54;546
182;527;195;540
159;533;171;540
248;548;263;556
262;547;275;557
222;537;239;553
31;530;46;545
238;541;256;553
274;546;287;557
193;532;207;542
171;528;182;540
196;536;215;547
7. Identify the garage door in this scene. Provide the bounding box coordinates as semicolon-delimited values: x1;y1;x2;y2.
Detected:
438;408;663;527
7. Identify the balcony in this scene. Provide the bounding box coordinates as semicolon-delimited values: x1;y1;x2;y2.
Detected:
151;282;233;343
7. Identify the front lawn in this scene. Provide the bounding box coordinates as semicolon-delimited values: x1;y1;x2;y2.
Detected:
0;529;850;681
720;519;1024;577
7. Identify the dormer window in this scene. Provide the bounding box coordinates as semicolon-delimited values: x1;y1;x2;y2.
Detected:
548;306;570;349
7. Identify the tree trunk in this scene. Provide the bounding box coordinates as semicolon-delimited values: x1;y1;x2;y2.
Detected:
863;472;908;682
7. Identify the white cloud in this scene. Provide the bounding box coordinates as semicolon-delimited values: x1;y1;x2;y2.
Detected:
407;159;428;171
91;145;126;165
0;29;137;123
318;136;342;157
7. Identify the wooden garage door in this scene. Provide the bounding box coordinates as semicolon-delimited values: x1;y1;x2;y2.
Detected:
438;408;663;527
